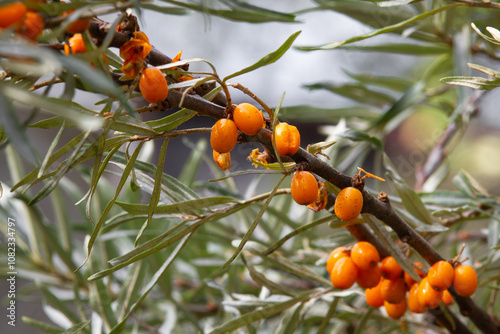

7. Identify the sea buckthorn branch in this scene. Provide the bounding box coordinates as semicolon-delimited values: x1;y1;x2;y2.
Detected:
81;16;498;333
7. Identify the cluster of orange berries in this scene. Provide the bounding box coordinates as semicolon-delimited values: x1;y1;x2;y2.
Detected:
326;242;478;319
0;1;45;41
211;102;266;171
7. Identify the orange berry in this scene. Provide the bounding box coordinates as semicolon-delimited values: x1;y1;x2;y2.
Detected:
63;10;90;34
17;11;44;41
330;257;358;289
381;256;403;280
291;171;318;205
351;241;380;270
365;279;384;308
0;2;27;28
210;119;238;154
233;102;264;136
453;264;477;297
326;246;349;274
274;122;300;156
380;277;407;304
139;67;169;104
442;289;454;306
428;261;454;292
213;150;231;171
404;262;425;288
357;263;382;289
334;187;363;221
64;33;86;55
408;283;427;314
384;299;407;319
417;277;443;309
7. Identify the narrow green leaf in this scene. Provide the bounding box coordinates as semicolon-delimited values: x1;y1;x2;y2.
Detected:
223;31;301;82
209;294;311;334
265;215;336;254
22;316;63;333
139;3;189;15
336;130;383;150
263;253;331;286
452;171;476;198
305;82;395;107
467;63;500;78
179;139;206;186
471;22;500;46
440;76;500;90
116;196;239;215
135;138;169;245
280;105;380;122
317;297;339;334
112;115;161;136
223;174;287;268
38;284;81;324
387;173;437;225
39;121;66;178
241;255;296;296
298;3;466;50
338;43;450;55
274;302;305;334
0;89;38;163
77;141;145;272
61;321;91;334
343;71;415;92
109;233;192;334
146;108;197;132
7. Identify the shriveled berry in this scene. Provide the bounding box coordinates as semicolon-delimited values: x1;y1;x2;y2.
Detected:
139;67;169;104
365;279;384;308
330;257;358;289
428;260;454;292
357;263;382;289
408;283;427;314
274;122;300;156
0;2;27;28
326;246;349;274
381;256;403;280
453;264;477;297
233;102;264;136
417;277;443;309
334;187;363;221
291;171;318;205
213;150;231;171
384;299;407;319
380;277;407;304
351;241;380;270
210;119;238;154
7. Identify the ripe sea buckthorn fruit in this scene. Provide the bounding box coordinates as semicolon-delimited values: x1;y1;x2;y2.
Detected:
63;10;90;34
274;122;300;156
326;246;349;274
139;67;169;104
453;264;477;296
64;33;86;55
213;150;231;171
330;257;358;289
384;299;407;319
211;119;238;154
404;262;425;288
233;103;264;136
0;2;27;28
365;279;384;308
417;277;442;309
356;263;382;289
442;290;454;306
351;241;380;270
18;11;44;41
291;171;318;205
380;277;406;304
334;187;363;221
381;256;403;280
408;283;427;314
428;260;454;292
